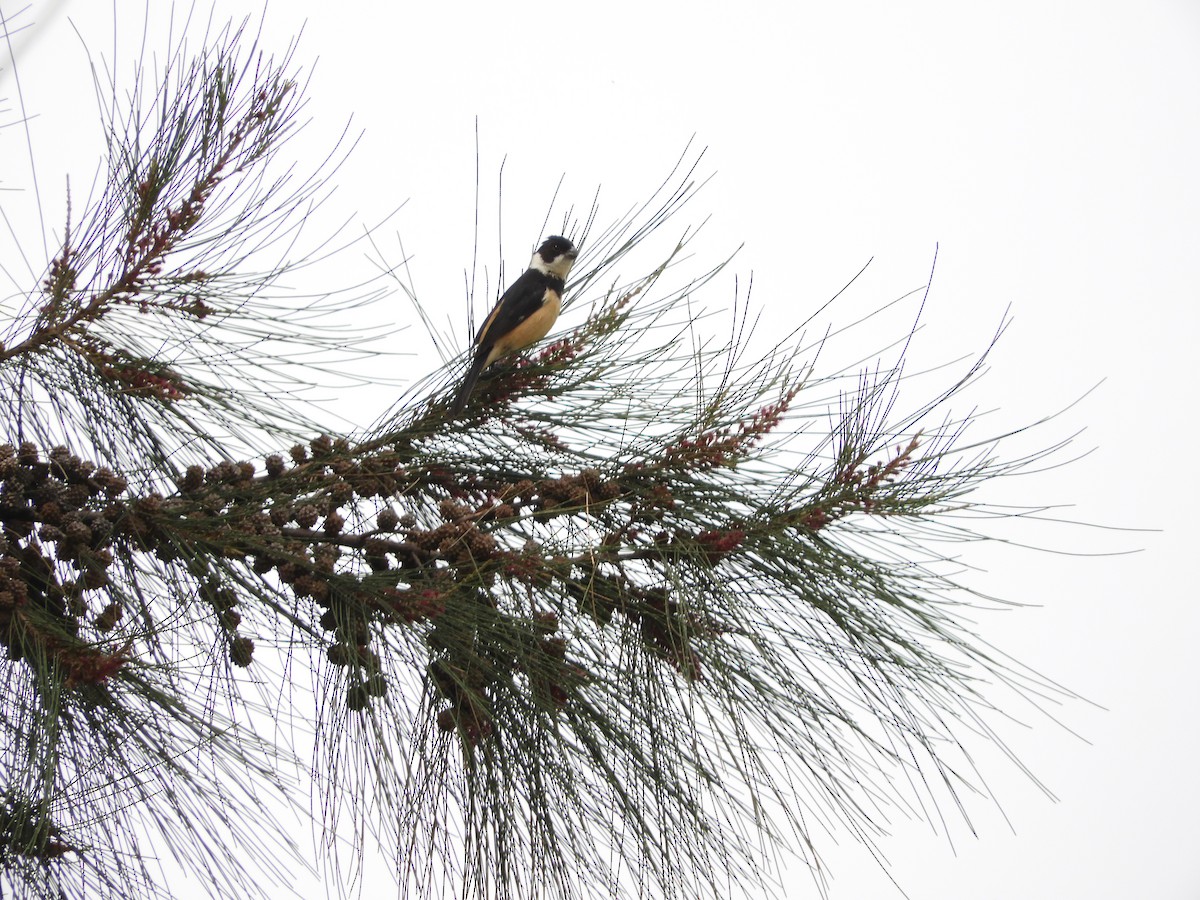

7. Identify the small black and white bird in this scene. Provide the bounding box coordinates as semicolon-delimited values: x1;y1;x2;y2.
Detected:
450;235;578;414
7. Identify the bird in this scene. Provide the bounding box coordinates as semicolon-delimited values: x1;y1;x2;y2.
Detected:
450;235;578;414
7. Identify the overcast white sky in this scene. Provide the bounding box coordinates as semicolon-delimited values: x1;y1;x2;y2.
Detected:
3;1;1198;898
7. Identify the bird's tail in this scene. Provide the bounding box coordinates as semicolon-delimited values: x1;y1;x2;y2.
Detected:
450;350;488;415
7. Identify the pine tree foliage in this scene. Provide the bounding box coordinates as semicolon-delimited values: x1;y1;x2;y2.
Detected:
0;14;1080;900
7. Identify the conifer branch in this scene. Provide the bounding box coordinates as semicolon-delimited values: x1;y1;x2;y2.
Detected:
0;13;1088;900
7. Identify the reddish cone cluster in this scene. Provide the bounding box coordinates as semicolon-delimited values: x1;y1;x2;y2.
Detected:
0;442;130;684
794;434;922;531
661;391;798;470
696;528;746;564
2;414;750;734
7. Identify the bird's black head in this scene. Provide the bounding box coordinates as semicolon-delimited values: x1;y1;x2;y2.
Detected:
532;235;578;279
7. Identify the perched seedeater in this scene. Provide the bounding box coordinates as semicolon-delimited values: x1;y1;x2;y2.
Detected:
450;235;578;414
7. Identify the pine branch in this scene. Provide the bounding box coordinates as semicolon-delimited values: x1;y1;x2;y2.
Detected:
0;13;1089;900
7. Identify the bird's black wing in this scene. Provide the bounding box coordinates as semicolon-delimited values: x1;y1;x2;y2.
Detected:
474;269;547;347
452;270;550;414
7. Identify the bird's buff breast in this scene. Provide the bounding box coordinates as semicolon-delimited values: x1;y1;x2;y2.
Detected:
487;290;562;364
